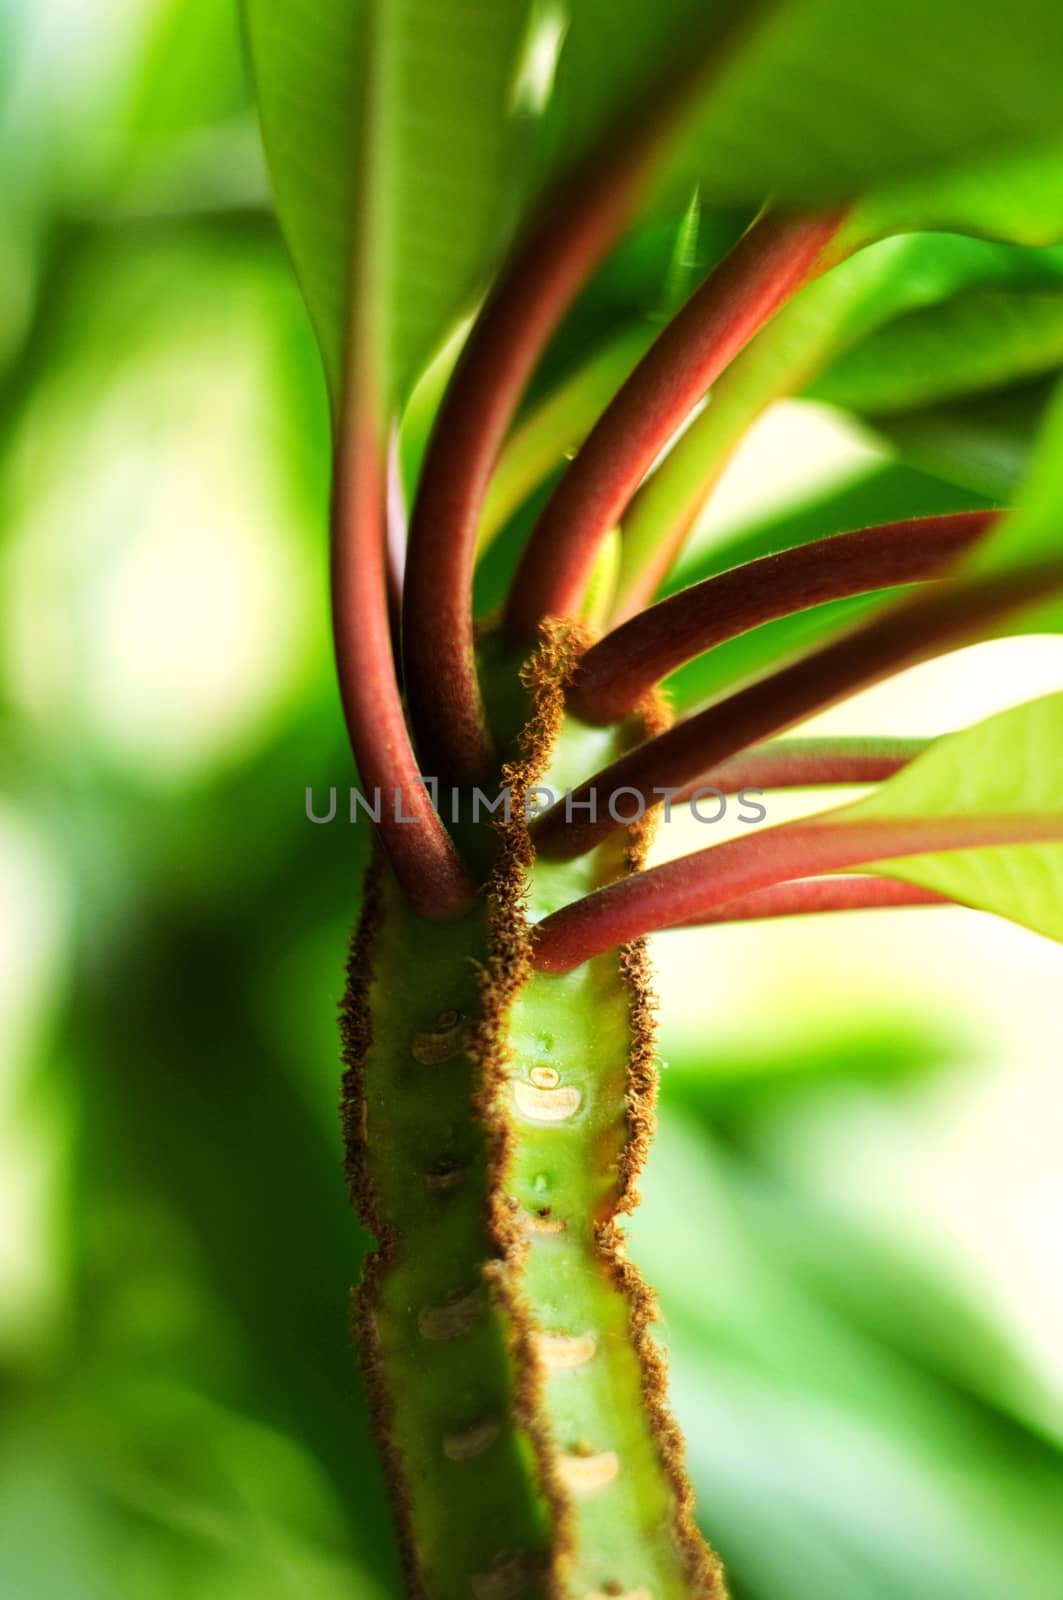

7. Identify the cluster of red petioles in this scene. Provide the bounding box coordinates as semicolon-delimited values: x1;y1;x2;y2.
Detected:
328;139;1055;974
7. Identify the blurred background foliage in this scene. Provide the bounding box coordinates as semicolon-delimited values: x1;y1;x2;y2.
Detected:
3;3;1063;1597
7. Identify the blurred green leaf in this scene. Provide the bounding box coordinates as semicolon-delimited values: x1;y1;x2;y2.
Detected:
742;1179;1063;1446
244;0;533;406
661;1019;962;1117
0;1390;388;1600
854;138;1063;248
663;0;1063;207
546;0;742;175
125;0;250;147
967;374;1063;594
859;377;1054;501
639;1114;1063;1600
809;288;1063;415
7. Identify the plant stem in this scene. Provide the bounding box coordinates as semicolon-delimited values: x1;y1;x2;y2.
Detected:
570;511;996;722
331;394;475;918
477;327;655;556
607;234;920;621
344;632;723;1597
675;876;949;925
532;813;1063;973
402;152;654;789
401;4;775;788
504;212;843;641
673;735;928;797
328;14;474;920
533;561;1063;860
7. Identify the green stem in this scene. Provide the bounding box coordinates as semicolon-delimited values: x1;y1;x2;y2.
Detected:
343;630;722;1598
343;873;544;1598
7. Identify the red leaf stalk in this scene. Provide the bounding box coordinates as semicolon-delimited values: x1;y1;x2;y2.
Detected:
675;876;950;926
569;512;997;723
674;735;928;798
331;393;475;919
503;210;843;642
402;4;781;787
532;813;1063;972
402;148;660;787
533;561;1063;860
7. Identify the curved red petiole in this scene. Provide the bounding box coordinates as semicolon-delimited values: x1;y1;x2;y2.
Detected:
568;511;998;723
674;735;928;798
503;210;844;643
531;813;1063;973
533;560;1063;860
331;392;476;919
402;10;777;788
402;140;668;787
674;875;951;927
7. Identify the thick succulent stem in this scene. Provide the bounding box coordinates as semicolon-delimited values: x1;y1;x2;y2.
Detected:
342;872;542;1597
342;628;721;1599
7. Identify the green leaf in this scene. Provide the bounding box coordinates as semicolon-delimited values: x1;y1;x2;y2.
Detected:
858;379;1054;502
839;695;1063;943
244;0;532;408
853;138;1063;247
968;375;1063;570
663;0;1063;208
641;1117;1063;1600
959;373;1063;638
809;287;1063;415
547;0;741;174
